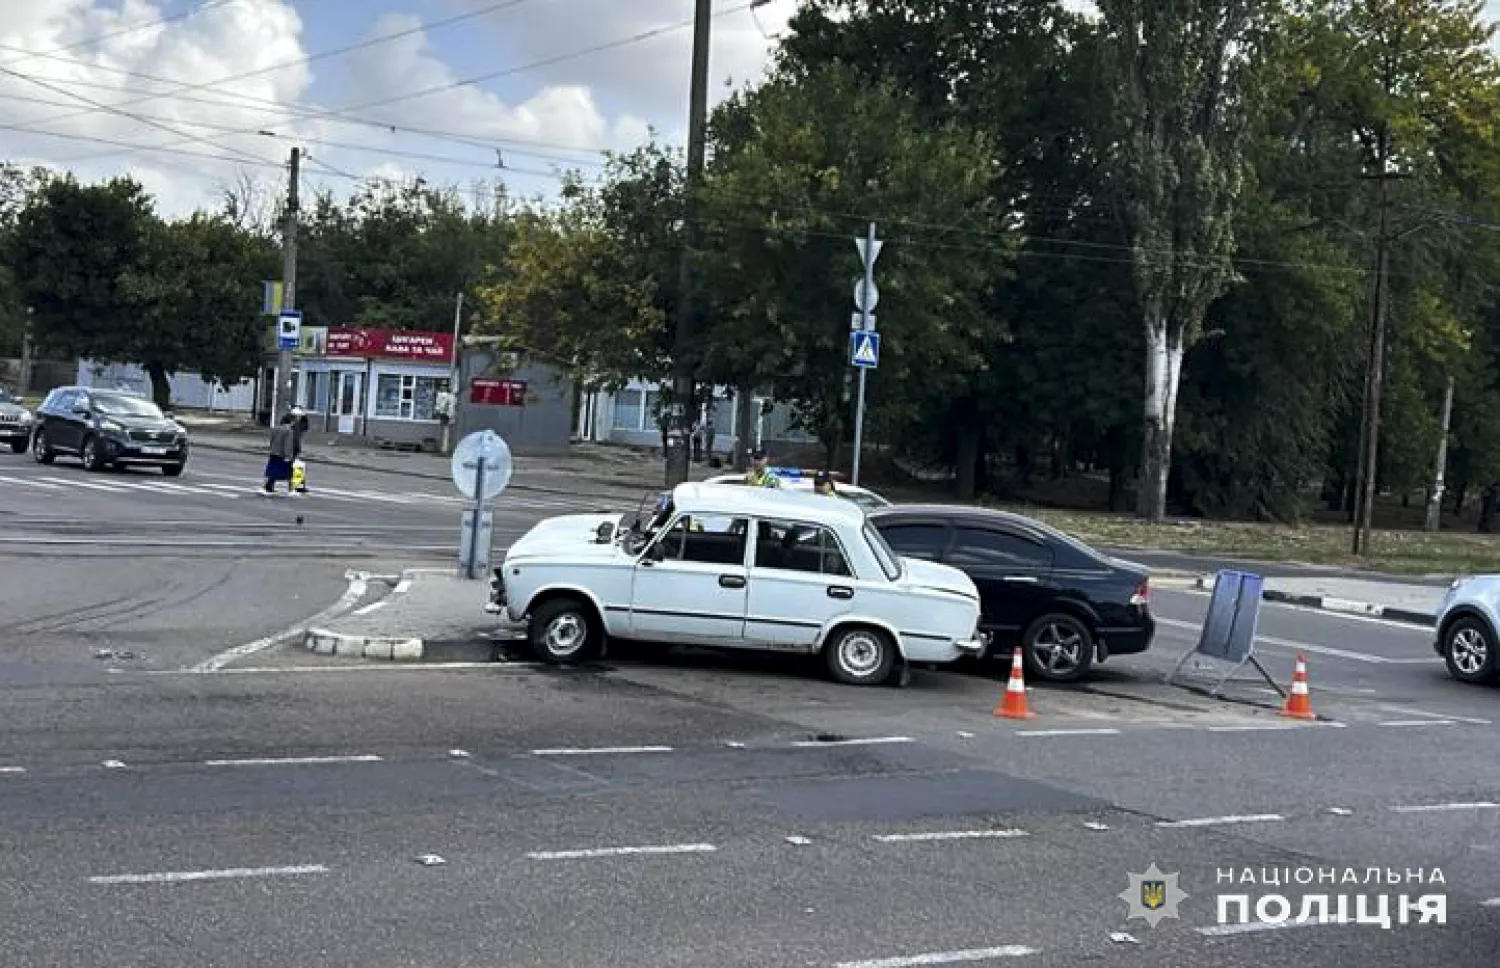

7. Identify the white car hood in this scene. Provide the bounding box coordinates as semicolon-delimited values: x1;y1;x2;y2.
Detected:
900;557;979;601
505;513;625;562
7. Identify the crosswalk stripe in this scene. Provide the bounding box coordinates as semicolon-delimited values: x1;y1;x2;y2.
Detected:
0;475;63;490
38;475;126;492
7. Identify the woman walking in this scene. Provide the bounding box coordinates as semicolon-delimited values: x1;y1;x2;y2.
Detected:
263;412;297;495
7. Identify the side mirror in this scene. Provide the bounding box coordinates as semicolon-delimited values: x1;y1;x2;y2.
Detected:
163;410;175;420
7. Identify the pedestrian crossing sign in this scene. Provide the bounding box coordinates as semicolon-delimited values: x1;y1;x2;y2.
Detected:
850;330;880;369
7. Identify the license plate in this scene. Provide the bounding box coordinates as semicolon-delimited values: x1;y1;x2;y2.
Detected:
140;446;168;455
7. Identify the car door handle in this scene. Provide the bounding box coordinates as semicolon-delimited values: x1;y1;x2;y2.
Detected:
827;585;853;599
1001;575;1039;583
719;574;746;589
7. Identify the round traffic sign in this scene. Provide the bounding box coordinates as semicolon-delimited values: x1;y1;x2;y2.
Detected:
853;277;879;312
451;429;513;501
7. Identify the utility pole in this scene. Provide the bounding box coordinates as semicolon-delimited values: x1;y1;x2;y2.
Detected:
851;222;882;485
272;146;301;420
1426;376;1456;533
665;0;713;487
444;291;464;455
1352;153;1392;557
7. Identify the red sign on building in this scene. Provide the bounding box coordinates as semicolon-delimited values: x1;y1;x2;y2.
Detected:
325;328;455;362
471;378;527;406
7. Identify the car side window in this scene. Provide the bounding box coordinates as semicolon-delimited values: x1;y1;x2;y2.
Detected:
754;519;852;576
879;523;952;561
654;515;748;566
947;528;1053;570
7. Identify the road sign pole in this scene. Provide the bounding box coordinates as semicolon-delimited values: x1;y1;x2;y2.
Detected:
852;221;878;486
465;436;488;579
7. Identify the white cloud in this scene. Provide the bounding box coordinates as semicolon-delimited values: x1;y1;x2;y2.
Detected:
0;0;315;215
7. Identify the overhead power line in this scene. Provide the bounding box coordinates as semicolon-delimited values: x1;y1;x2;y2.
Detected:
0;0;244;69
12;0;540;132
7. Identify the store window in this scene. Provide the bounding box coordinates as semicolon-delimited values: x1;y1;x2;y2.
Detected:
612;389;642;430
644;390;662;431
375;374;450;420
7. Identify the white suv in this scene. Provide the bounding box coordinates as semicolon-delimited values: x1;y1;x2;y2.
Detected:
489;482;985;685
1435;576;1500;684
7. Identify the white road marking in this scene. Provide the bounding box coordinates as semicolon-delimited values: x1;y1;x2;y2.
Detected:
203;754;383;767
790;736;914;748
786;835;812;845
392;578;413;595
956;731;975;738
1390;801;1500;814
1016;728;1120;737
1156;617;1433;665
833;945;1039;967
101;760;126;769
1480;898;1500;907
1083;821;1110;831
189;573;369;672
449;749;471;758
88;865;328;885
525;843;716;860
0;476;62;490
531;745;673;756
1378;705;1491;725
1195;920;1341;937
724;741;747;748
1378;719;1457;728
1159;587;1440;633
873;830;1029;843
1156;813;1284;828
1327;807;1354;816
351;600;388;617
0;766;25;774
39;476;125;493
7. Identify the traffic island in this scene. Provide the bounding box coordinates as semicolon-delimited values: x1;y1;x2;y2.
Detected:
301;567;512;663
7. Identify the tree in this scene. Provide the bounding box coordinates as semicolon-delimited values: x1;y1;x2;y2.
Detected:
124;214;278;407
1097;0;1268;521
474;147;684;398
8;175;157;364
699;62;1004;478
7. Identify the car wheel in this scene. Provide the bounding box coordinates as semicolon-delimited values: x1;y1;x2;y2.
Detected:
825;626;896;686
81;435;106;472
1022;613;1094;683
161;462;186;478
1443;617;1499;684
528;597;600;664
9;439;25;454
32;429;54;464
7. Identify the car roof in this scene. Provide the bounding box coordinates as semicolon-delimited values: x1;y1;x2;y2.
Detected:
868;503;1060;536
671;481;868;528
702;473;879;496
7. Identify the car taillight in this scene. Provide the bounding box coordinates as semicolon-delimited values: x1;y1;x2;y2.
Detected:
1130;578;1150;607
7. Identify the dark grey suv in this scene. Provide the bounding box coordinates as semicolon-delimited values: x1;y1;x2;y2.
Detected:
32;386;189;476
0;386;33;453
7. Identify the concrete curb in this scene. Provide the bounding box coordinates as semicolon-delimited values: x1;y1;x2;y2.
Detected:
1178;574;1438;628
304;627;425;661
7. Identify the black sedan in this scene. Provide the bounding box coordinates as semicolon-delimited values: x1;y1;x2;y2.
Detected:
868;505;1154;682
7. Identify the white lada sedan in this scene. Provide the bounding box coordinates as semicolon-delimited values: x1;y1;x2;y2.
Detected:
488;482;985;686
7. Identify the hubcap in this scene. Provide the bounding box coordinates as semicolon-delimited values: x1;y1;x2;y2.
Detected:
838;632;883;676
1451;627;1488;675
1033;621;1085;674
544;612;586;656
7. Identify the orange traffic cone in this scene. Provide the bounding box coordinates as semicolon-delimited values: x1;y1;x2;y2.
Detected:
1280;654;1316;720
996;647;1034;719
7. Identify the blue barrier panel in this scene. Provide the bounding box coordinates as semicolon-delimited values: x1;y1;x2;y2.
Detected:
1195;571;1263;663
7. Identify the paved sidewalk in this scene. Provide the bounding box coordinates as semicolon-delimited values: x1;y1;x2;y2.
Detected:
180;417;721;497
302;568;513;662
1184;573;1449;626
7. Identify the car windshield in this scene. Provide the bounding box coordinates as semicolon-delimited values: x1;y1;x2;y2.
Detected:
93;394;164;418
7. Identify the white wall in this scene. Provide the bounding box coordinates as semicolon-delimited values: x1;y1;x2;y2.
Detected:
76;360;256;412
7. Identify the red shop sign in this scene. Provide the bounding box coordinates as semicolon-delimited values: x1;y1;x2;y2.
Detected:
471;378;527;406
326;327;455;361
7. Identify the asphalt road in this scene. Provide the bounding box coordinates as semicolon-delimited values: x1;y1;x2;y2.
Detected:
3;445;1498;967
